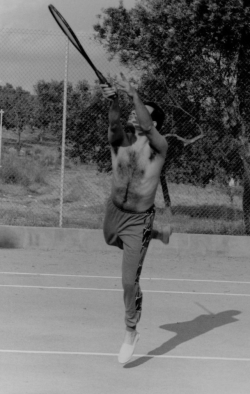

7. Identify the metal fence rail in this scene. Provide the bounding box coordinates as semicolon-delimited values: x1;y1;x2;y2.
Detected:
0;28;249;235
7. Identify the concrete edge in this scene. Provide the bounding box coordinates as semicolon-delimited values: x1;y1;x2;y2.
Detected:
0;225;249;258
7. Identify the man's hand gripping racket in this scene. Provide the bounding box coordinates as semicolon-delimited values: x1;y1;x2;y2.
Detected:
48;4;117;100
101;73;135;101
101;84;118;101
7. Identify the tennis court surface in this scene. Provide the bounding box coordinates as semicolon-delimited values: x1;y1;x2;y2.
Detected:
0;229;249;394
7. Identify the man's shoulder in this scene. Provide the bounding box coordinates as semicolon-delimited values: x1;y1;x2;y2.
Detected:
146;135;167;156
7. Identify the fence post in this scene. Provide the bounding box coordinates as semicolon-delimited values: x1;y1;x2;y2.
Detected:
59;38;69;228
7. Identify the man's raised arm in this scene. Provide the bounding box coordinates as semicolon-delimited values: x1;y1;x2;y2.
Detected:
116;74;168;156
101;84;125;146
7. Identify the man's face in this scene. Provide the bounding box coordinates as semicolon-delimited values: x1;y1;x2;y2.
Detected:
127;106;154;129
127;110;139;128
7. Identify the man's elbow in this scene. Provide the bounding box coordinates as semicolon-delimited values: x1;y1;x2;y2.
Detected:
140;123;154;134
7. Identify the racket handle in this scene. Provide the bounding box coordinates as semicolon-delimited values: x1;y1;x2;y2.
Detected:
98;75;118;100
107;92;118;100
97;71;117;100
106;81;117;100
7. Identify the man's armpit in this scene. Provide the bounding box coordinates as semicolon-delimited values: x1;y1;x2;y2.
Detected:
146;128;168;155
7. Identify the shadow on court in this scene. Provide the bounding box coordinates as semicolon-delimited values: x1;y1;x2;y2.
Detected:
124;310;241;369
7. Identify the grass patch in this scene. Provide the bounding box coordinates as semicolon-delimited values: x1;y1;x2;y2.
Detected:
170;204;243;221
0;153;48;187
155;210;245;235
0;207;59;227
0;145;247;234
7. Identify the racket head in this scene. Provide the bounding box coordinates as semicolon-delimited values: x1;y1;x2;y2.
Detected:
49;5;102;75
49;5;84;54
48;4;116;97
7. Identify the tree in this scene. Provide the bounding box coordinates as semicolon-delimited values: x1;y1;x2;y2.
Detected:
33;79;94;152
93;0;213;206
65;80;132;167
0;84;35;151
64;79;92;157
194;0;250;233
94;0;250;233
33;80;67;142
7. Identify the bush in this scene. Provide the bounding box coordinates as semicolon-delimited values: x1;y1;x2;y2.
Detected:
0;153;48;186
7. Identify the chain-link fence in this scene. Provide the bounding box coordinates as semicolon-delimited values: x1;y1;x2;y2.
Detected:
0;28;249;235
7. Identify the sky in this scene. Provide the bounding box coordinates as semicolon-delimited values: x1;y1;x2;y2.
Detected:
0;0;136;32
0;0;136;92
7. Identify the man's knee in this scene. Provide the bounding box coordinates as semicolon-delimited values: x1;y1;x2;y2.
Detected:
103;228;110;245
103;229;123;249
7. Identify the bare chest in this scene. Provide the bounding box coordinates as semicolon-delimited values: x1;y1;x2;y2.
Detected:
112;143;157;182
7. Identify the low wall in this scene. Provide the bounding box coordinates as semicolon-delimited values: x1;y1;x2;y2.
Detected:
0;225;249;258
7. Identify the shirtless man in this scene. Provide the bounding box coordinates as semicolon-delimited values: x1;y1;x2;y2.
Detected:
102;73;172;364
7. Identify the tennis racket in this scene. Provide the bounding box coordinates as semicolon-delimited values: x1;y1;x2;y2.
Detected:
48;4;117;98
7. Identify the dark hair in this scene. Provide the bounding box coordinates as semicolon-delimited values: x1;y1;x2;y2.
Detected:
144;101;165;131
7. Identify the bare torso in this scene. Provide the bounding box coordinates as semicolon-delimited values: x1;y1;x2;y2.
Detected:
111;135;166;212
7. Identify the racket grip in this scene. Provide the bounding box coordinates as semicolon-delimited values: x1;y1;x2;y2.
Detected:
97;71;117;100
106;81;118;100
108;92;118;100
102;80;118;100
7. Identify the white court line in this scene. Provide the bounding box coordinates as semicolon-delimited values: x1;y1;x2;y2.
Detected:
0;272;250;285
0;349;250;361
0;284;250;296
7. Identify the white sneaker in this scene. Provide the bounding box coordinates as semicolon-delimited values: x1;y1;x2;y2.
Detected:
118;332;140;364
